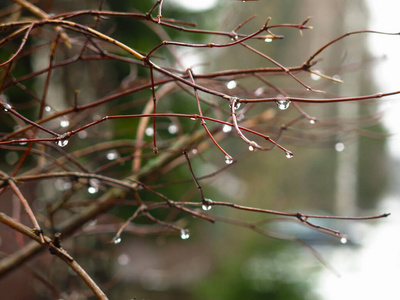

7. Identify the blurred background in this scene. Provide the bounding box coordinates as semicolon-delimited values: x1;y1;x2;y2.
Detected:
0;0;399;299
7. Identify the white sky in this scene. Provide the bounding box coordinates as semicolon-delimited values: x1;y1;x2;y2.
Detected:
167;0;218;11
367;0;400;158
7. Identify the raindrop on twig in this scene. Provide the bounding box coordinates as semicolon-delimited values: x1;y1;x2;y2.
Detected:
202;198;213;211
180;229;190;240
276;98;291;110
2;103;11;112
226;80;237;90
225;155;233;165
285;151;293;159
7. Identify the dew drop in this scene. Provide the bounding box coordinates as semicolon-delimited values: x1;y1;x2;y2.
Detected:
202;198;213;211
264;38;273;42
45;106;51;112
229;97;240;110
340;237;347;244
285;151;293;159
248;141;257;152
168;124;178;134
254;87;264;96
88;186;98;194
222;124;232;133
56;133;69;147
2;103;11;112
56;139;69;147
88;179;100;194
225;155;233;165
180;229;190;240
114;237;122;244
60;120;70;128
18;138;27;145
309;119;316;125
276;98;290;110
191;148;198;155
145;127;154;136
190;117;197;121
226;80;237;90
335;142;345;152
106;150;119;161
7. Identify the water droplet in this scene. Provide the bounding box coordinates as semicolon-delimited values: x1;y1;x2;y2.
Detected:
248;141;257;152
88;179;100;194
276;98;290;110
285;151;293;159
145;127;154;136
191;148;198;155
310;70;321;81
229;97;240;110
106;150;119;161
264;38;273;42
2;103;11;112
168;124;178;134
335;142;345;152
222;124;232;133
18;138;27;145
340;237;347;244
226;80;237;90
88;186;98;194
56;139;69;147
114;237;122;244
202;198;213;211
225;155;233;164
56;133;69;147
180;229;190;240
45;106;51;112
231;34;239;41
60;120;70;128
254;87;264;96
309;119;316;125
